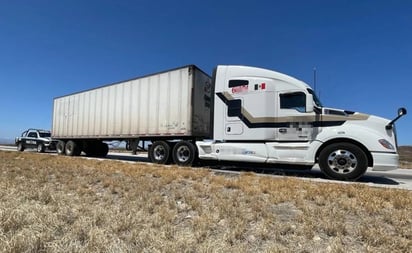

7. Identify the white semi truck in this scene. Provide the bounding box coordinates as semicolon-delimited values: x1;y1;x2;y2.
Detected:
52;65;406;180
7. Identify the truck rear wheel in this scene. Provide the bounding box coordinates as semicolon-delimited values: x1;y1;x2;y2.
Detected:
172;141;197;166
56;141;66;155
65;141;81;156
149;141;171;164
319;142;368;181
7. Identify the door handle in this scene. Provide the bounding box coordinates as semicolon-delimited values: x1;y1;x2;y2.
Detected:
279;128;287;133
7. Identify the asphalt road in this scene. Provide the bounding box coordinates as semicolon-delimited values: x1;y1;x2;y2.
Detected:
1;145;412;191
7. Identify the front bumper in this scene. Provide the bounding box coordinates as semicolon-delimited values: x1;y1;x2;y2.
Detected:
370;152;399;171
45;141;58;150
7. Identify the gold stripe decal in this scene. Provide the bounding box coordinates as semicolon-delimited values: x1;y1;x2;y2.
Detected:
217;92;369;127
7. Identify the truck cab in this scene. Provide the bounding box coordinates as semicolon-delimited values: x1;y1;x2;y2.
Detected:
197;65;406;181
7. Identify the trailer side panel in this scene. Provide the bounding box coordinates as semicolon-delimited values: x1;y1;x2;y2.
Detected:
52;66;212;139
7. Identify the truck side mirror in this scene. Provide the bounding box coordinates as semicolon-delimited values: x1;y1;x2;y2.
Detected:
386;107;407;130
398;107;407;116
306;94;314;113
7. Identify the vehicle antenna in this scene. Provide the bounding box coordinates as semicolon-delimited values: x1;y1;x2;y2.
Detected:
313;67;321;100
313;67;317;93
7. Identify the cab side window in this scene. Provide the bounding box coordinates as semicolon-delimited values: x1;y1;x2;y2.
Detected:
280;92;306;112
28;132;37;138
227;99;242;117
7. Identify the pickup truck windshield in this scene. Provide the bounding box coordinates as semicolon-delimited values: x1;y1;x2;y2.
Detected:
308;89;323;107
39;132;51;138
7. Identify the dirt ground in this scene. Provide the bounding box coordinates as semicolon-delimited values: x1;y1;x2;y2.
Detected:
0;150;411;252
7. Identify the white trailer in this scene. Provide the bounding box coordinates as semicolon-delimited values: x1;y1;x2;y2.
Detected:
52;65;407;181
52;65;213;158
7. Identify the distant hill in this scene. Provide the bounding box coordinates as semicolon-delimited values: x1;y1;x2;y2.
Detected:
399;146;412;161
0;138;14;145
398;146;412;169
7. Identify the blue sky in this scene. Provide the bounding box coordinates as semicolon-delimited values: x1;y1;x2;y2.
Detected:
0;0;411;144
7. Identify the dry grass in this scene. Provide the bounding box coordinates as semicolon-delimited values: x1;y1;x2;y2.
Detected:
0;150;411;252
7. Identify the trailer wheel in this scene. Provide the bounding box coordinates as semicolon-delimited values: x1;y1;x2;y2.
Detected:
65;141;81;156
172;141;197;166
37;143;45;153
149;141;171;164
319;142;368;181
56;141;66;155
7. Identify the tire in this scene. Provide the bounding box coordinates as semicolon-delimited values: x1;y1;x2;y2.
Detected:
148;141;171;164
17;142;24;152
97;142;109;157
84;141;107;157
319;142;368;181
56;141;66;155
65;140;80;156
84;141;97;157
73;143;82;156
172;141;197;166
37;143;45;153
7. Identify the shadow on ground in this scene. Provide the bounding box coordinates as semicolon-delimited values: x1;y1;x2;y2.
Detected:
105;153;401;186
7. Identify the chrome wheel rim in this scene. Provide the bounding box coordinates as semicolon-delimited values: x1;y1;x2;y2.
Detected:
176;145;190;163
327;149;357;174
153;145;166;161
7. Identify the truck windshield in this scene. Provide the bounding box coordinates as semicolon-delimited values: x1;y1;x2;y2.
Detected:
307;89;323;107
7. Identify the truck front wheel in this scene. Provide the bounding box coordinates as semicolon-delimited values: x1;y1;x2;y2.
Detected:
319;142;368;181
149;141;171;164
172;141;197;166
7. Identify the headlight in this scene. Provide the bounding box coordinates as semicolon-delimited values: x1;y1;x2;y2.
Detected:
378;139;395;150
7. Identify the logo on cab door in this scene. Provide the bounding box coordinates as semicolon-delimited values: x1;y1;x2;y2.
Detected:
232;85;248;94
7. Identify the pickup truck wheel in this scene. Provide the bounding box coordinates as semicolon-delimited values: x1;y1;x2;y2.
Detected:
149;141;171;164
56;141;66;155
172;141;197;166
37;143;45;153
319;143;368;181
65;141;80;156
17;143;24;152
